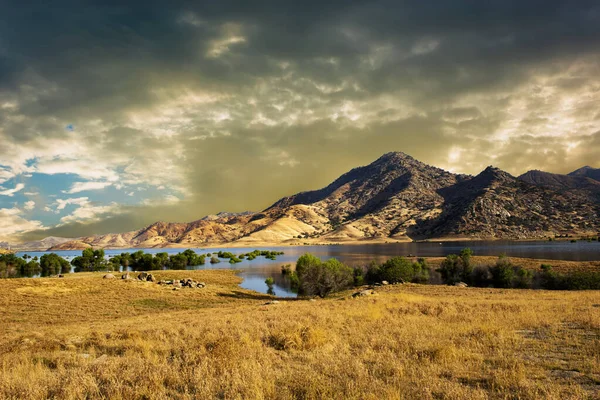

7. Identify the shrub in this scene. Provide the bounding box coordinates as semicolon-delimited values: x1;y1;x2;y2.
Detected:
471;265;492;287
490;255;515;288
295;254;353;297
353;266;365;286
438;254;460;284
379;257;415;283
265;277;274;286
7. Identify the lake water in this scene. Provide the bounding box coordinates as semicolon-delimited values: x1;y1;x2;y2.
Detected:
16;240;600;297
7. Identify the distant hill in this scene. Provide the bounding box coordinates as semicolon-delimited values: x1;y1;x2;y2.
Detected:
12;237;72;251
568;166;600;181
47;152;600;250
519;169;600;202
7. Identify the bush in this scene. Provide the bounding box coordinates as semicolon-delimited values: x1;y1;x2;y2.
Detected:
295;254;353;297
471;265;491;287
490;256;515;288
437;249;473;285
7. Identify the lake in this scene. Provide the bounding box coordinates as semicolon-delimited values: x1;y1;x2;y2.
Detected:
16;240;600;297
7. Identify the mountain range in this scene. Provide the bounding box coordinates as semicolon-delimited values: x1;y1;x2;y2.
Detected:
16;152;600;251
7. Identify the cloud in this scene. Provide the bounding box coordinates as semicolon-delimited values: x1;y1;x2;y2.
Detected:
1;0;600;241
23;200;35;210
63;181;112;194
59;201;121;225
0;208;44;239
55;197;90;211
0;183;25;197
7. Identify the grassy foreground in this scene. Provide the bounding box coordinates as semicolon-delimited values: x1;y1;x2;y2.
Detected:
0;270;598;399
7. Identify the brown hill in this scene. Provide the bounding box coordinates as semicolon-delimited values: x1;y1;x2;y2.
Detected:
518;169;600;202
48;153;600;250
568;166;600;181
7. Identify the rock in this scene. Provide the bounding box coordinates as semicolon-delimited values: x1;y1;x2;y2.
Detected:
197;282;206;287
146;273;156;282
103;273;115;279
381;281;389;285
58;274;64;278
121;272;130;280
172;287;180;291
353;289;376;297
195;283;205;288
309;299;317;302
264;300;280;305
137;272;148;281
455;282;468;287
173;281;182;288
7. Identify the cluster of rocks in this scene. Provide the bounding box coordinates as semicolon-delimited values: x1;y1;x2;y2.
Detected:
352;289;377;298
158;278;206;290
103;272;206;290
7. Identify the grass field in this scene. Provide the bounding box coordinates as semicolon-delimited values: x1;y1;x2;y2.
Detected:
0;269;598;399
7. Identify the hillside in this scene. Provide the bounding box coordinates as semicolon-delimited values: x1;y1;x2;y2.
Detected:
48;152;600;250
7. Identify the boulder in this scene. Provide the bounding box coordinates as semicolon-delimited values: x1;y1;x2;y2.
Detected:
103;273;115;279
352;289;376;298
381;281;389;285
455;282;468;288
264;300;280;305
58;274;64;278
146;274;156;282
137;272;148;281
121;272;130;280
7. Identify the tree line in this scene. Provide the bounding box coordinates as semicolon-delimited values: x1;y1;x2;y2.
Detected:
281;250;600;298
0;248;285;278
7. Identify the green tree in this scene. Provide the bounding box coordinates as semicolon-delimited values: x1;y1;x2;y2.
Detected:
295;254;353;297
40;253;70;276
437;249;474;285
490;255;515;288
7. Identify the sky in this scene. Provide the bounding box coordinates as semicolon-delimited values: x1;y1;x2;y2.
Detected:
0;0;599;242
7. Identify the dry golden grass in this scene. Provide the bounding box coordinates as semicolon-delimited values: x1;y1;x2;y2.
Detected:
0;270;598;399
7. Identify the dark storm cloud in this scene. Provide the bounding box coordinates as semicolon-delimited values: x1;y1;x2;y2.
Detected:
2;0;600;240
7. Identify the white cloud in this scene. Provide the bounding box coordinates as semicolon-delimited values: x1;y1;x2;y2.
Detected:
24;200;35;210
0;208;44;238
63;181;112;194
59;201;121;225
0;183;25;197
56;197;89;210
36;158;120;181
24;191;39;196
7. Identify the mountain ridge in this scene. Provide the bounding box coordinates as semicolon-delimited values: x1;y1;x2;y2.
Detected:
41;152;600;250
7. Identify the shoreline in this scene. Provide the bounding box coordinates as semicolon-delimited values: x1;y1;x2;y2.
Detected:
19;235;598;252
